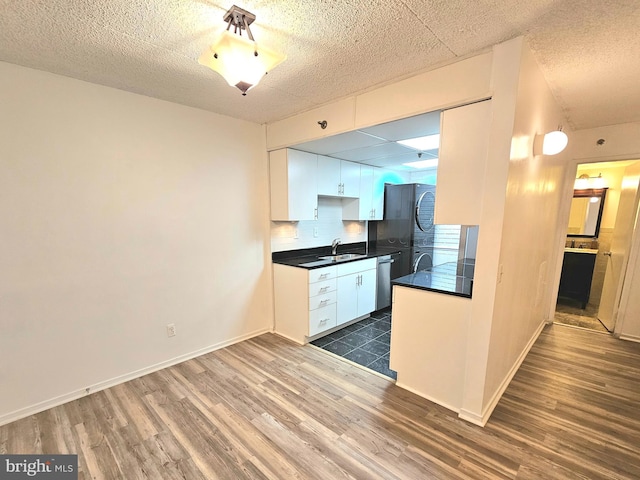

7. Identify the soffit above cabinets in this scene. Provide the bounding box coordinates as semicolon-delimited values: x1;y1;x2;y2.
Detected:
293;110;441;171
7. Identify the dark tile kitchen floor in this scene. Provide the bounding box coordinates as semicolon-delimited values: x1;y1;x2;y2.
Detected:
310;308;396;380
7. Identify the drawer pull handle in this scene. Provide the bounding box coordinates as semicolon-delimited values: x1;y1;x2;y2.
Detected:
319;286;329;292
319;299;329;305
319;318;329;324
319;273;329;278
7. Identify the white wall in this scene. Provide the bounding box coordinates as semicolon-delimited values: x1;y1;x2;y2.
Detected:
0;62;272;424
482;41;570;408
459;38;570;425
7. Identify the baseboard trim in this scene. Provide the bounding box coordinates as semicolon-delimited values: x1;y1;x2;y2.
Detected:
459;320;546;427
0;327;271;427
394;381;461;414
619;333;640;343
272;331;306;346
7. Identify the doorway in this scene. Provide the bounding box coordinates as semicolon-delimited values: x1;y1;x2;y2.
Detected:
554;159;640;333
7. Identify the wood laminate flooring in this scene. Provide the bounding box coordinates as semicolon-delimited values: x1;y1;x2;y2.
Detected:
1;324;640;479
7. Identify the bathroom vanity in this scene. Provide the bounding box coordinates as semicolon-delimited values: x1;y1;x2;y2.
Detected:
558;248;598;308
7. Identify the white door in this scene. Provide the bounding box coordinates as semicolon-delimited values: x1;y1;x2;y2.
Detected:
598;166;640;330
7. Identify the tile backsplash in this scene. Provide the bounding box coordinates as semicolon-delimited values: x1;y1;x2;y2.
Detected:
271;197;366;252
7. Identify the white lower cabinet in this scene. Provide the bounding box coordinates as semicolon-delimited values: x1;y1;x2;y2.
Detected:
273;258;377;344
309;304;337;336
336;258;377;326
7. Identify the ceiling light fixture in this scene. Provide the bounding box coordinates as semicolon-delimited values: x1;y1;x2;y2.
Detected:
403;158;439;169
397;134;440;151
198;5;286;95
575;173;606;190
533;127;568;156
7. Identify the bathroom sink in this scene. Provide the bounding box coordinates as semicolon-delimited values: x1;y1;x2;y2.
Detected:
318;253;368;262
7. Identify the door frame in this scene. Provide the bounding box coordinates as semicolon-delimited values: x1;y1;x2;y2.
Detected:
548;153;640;334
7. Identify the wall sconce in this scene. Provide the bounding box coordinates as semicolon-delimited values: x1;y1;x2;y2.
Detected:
575;173;606;190
198;5;286;95
533;128;568;156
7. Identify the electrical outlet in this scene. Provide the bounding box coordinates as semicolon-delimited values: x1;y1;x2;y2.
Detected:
313;227;318;237
293;228;298;239
166;323;176;337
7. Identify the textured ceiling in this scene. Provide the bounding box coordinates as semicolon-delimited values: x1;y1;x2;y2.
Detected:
1;1;639;129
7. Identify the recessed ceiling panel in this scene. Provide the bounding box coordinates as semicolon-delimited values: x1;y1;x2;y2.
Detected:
294;131;386;156
331;142;416;162
361;151;438;168
360;111;441;141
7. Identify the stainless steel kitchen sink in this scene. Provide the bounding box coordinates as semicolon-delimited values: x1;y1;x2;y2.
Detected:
318;253;368;262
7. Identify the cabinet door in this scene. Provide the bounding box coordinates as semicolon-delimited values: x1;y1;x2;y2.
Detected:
340;160;361;198
270;149;318;221
336;273;358;325
371;167;384;220
343;165;372;221
317;155;342;196
357;268;377;316
434;99;491;225
359;165;374;219
558;252;596;308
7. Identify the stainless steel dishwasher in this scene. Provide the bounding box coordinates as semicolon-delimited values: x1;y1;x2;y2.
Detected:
376;254;396;310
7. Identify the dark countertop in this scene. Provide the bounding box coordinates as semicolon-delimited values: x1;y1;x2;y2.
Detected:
272;243;397;269
392;259;475;298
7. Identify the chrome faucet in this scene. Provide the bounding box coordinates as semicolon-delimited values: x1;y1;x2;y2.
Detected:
331;238;341;255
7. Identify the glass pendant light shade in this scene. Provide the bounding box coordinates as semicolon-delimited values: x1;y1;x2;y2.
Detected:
199;30;286;95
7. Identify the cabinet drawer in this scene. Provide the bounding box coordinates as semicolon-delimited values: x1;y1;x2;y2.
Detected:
337;258;376;276
309;291;337;311
309;278;336;297
309;266;336;283
309;304;337;336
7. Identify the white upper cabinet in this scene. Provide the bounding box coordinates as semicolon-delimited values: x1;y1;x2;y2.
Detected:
316;156;341;196
434;100;492;225
269;149;318;221
341;161;361;197
371;167;385;220
317;156;360;198
343;165;384;220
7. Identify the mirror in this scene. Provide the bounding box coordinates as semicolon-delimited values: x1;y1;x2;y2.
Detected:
567;188;607;237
